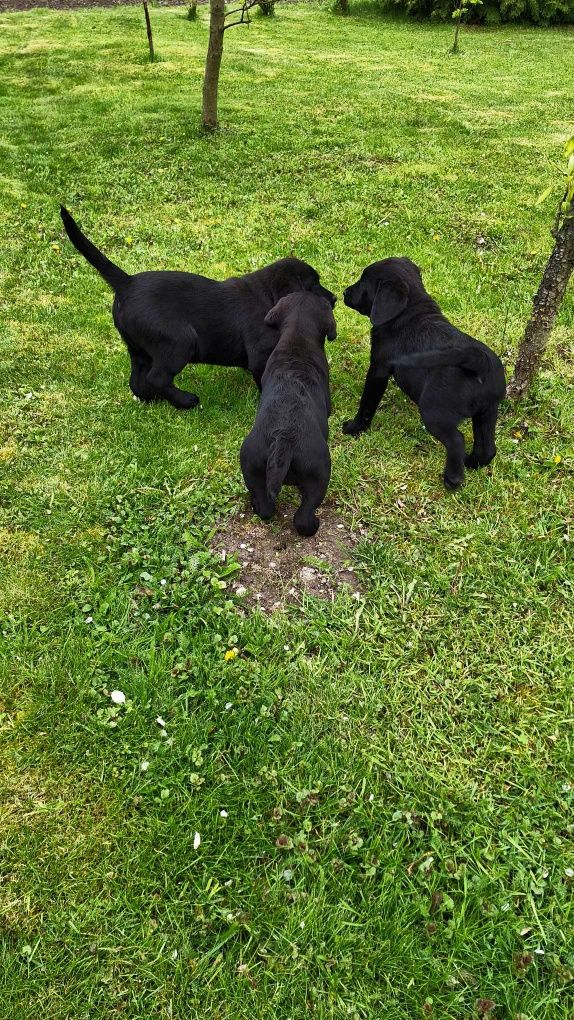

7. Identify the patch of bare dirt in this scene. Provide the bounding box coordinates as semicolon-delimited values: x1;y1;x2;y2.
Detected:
212;502;366;612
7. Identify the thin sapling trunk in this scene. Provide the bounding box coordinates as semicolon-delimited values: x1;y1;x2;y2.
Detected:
202;0;225;130
142;0;155;62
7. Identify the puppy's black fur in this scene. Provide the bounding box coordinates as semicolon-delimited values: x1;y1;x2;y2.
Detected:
343;258;506;489
240;292;337;537
60;207;336;409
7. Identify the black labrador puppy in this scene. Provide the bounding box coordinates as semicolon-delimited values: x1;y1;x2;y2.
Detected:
60;207;336;409
240;292;337;537
343;257;506;489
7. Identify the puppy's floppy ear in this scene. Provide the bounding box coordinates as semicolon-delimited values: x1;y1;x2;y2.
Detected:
325;309;337;341
264;302;282;328
370;279;409;327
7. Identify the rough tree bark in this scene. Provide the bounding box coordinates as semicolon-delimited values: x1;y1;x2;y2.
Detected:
506;212;574;399
202;0;226;131
142;0;154;62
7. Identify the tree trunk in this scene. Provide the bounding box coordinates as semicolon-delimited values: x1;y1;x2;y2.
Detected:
450;18;461;54
202;0;225;131
506;213;574;399
335;0;349;13
142;0;154;62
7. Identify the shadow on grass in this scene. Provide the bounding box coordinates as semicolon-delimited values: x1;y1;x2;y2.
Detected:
333;0;414;22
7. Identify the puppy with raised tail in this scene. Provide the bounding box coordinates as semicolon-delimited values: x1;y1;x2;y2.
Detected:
60;207;335;410
343;258;506;490
240;292;337;537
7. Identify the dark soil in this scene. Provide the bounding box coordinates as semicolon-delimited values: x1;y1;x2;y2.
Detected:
212;502;365;613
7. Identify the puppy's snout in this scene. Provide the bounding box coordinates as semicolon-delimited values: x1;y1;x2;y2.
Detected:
343;287;352;306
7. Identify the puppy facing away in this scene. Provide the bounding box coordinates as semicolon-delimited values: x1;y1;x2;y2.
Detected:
240;292;337;537
60;207;336;410
343;258;506;489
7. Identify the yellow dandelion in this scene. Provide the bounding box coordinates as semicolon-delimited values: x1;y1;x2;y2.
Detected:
224;648;238;661
553;454;562;464
125;236;134;246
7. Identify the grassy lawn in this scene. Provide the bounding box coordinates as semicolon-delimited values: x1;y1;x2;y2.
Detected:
1;4;574;1017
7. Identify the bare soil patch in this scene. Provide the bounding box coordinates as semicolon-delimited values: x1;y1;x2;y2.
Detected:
212;503;365;612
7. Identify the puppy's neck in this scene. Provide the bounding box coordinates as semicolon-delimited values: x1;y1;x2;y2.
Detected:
404;291;442;319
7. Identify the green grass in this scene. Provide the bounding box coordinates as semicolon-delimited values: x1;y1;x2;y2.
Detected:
1;5;574;1018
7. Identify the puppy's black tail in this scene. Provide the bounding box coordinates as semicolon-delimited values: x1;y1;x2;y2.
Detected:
392;346;489;378
266;436;292;502
60;206;130;292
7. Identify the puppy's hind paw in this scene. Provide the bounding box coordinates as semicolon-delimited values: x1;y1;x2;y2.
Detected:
342;418;365;437
132;393;161;404
177;392;200;410
465;451;480;470
443;471;464;491
294;515;320;537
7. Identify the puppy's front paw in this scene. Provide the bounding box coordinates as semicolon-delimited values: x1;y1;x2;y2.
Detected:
251;499;275;521
342;418;365;437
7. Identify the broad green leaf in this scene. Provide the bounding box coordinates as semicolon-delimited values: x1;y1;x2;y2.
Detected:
535;184;553;206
